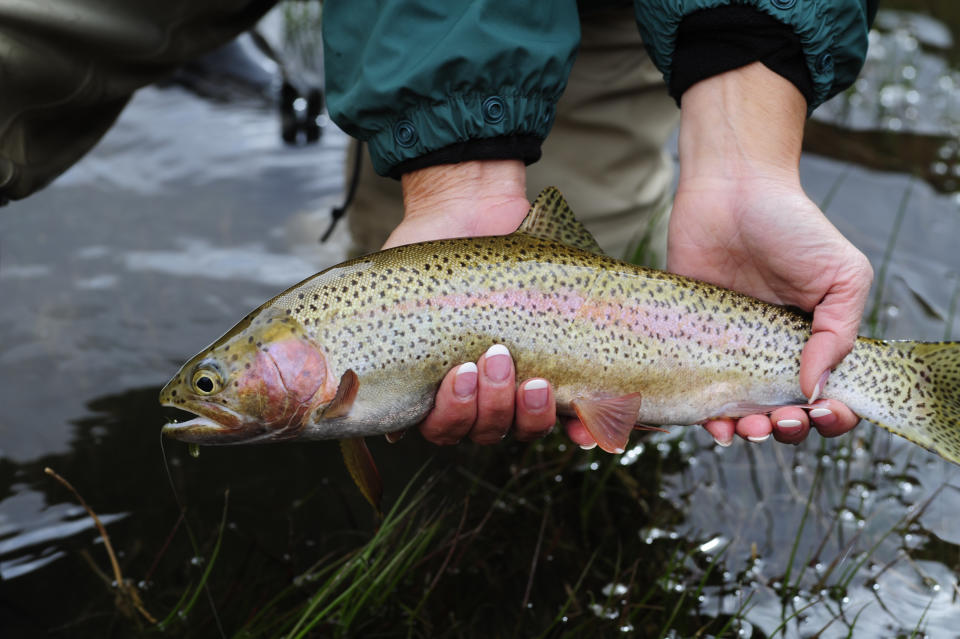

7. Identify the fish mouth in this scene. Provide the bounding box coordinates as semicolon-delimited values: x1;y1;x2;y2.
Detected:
161;415;232;443
160;402;270;445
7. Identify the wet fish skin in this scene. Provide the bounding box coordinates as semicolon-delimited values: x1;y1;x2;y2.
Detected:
160;189;960;464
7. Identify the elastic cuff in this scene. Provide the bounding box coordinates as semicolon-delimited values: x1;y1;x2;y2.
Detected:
387;135;543;179
670;6;814;108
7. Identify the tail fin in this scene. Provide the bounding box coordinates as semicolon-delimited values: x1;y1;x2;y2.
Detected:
866;341;960;465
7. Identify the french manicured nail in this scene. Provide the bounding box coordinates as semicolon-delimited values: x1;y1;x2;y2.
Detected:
484;344;511;382
747;434;770;443
807;370;831;403
713;435;733;447
453;362;478;398
523;379;549;410
776;419;803;430
579;442;597;450
809;408;833;419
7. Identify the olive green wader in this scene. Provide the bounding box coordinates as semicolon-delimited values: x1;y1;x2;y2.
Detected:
0;0;274;204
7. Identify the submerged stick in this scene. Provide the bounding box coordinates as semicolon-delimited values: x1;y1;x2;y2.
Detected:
45;466;157;624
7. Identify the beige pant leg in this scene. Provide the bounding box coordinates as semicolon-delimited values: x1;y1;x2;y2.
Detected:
345;6;678;266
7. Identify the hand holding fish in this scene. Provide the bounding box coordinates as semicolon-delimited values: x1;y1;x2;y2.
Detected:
671;63;873;445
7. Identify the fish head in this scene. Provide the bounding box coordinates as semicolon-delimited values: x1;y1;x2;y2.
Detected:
160;308;339;444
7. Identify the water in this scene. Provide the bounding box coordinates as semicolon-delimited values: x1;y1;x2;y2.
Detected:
2;6;960;637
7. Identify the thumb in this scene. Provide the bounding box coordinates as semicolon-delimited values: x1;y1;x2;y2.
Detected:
799;266;872;400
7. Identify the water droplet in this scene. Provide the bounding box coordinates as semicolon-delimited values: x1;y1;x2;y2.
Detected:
902;65;917;80
589;461;599;471
619;624;634;633
554;474;563;483
933;162;948;175
190;555;205;567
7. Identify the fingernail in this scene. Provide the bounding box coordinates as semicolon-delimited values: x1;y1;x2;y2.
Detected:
747;434;770;443
579;442;597;450
453;362;478;398
713;435;733;448
484;344;511;382
523;379;549;410
776;419;803;430
809;408;832;419
807;370;831;404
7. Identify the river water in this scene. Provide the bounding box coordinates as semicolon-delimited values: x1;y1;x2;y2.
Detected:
1;7;959;638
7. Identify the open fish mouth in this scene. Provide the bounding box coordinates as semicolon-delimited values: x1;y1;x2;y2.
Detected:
160;403;269;444
162;415;228;440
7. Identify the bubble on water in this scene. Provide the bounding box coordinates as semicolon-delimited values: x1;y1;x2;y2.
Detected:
885;304;900;318
886;117;903;131
620;624;634;633
589;461;599;471
619;442;644;466
699;535;725;554
589;603;619;620
901;65;917;80
905;89;921;105
602;582;629;597
939;75;955;92
557;443;567;452
933;162;949;175
880;85;905;107
641;526;679;544
190;555;205;567
554;474;563;483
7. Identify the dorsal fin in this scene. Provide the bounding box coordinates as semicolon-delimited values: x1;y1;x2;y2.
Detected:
516;187;605;255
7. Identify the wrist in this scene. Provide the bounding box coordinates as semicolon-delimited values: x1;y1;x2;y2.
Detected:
678;62;806;187
401;159;528;225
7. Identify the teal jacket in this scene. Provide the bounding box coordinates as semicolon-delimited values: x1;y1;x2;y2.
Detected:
323;0;878;178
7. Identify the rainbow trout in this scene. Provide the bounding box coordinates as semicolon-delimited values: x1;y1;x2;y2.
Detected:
160;188;960;469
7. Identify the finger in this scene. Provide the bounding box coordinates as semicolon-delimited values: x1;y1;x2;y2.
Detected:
808;399;860;438
735;414;773;443
799;257;872;400
702;418;735;447
471;344;517;444
563;417;597;449
770;406;810;444
513;379;556;441
418;363;478;445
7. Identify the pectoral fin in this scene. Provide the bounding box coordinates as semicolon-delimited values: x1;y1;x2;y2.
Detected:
323;369;359;419
339;437;382;516
571;393;643;454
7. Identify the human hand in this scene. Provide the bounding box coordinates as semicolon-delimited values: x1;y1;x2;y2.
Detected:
386;160;595;447
672;63;873;446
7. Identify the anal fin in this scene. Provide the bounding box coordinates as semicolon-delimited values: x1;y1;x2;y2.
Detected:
571;393;643;454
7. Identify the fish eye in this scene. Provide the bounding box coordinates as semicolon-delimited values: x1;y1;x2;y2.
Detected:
191;368;222;395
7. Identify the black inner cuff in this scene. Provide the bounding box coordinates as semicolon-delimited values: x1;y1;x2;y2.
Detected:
388;135;542;179
669;5;815;107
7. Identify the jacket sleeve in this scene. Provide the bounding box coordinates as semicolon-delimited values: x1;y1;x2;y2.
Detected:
635;0;878;111
0;0;272;203
322;0;580;178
